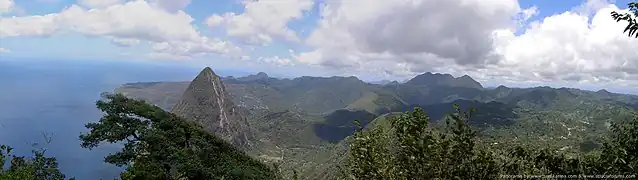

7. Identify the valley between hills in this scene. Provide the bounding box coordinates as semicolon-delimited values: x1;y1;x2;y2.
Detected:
115;67;638;179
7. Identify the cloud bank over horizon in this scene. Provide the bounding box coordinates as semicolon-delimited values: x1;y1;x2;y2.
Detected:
0;0;637;92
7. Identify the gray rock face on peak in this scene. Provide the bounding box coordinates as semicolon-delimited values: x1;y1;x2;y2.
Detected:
171;67;253;149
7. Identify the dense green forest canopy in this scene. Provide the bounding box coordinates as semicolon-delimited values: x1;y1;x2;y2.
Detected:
340;107;637;179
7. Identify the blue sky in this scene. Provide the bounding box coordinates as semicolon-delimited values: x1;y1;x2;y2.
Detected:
0;0;637;94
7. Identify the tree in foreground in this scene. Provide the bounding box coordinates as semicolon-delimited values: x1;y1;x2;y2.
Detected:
0;144;68;180
79;93;278;179
341;105;638;179
598;113;638;174
611;2;638;38
342;106;499;179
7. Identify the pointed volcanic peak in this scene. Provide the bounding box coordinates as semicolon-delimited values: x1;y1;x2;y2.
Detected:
255;72;268;77
495;85;510;91
241;72;269;80
406;72;483;89
596;89;614;96
171;67;253;149
229;72;277;85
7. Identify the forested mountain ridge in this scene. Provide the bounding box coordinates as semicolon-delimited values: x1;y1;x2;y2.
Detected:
405;72;484;89
116;70;638;118
115;68;638;178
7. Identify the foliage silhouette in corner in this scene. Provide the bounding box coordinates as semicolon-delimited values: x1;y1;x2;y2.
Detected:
611;2;638;38
0;132;71;180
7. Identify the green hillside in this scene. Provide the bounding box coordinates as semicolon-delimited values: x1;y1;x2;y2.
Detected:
114;71;638;179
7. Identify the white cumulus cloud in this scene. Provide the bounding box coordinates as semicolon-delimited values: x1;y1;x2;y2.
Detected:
0;0;239;60
290;0;638;88
59;2;201;43
0;14;59;37
491;4;638;87
204;0;313;45
0;0;14;14
296;0;521;70
258;56;293;66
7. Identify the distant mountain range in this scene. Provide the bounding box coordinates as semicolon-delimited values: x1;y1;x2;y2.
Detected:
115;67;638;179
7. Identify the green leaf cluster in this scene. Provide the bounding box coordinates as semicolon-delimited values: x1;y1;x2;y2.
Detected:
0;145;69;180
611;2;638;38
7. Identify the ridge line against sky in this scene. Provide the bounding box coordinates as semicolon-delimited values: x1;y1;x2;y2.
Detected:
0;0;637;94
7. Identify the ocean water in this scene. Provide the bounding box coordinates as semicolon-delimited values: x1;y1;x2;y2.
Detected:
0;59;244;179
